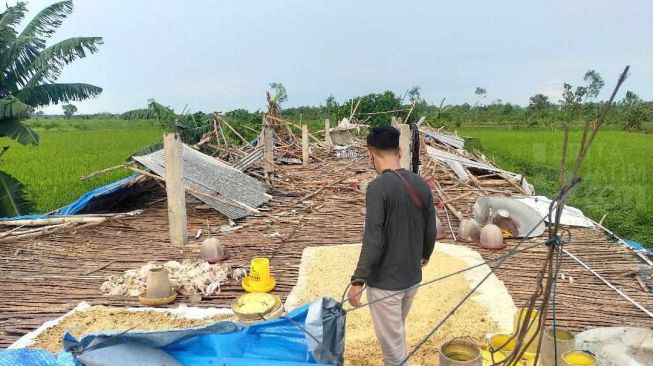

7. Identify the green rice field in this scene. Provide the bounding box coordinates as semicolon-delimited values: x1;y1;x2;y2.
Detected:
459;128;653;248
0;120;162;213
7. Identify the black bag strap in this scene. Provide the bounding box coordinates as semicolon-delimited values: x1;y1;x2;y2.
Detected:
391;170;426;216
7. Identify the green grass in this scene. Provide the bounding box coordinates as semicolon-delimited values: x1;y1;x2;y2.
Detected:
459;128;653;248
1;122;162;213
26;118;159;131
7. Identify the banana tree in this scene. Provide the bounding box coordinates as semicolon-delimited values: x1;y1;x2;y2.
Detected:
123;99;214;156
0;1;103;216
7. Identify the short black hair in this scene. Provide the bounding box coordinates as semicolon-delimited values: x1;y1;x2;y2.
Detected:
367;126;400;150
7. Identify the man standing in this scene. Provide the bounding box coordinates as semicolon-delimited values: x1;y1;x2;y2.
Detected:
348;126;437;366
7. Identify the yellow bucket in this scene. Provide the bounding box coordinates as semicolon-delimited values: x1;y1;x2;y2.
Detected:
488;334;535;361
561;351;597;366
242;257;276;293
439;339;482;365
513;309;541;353
250;258;271;282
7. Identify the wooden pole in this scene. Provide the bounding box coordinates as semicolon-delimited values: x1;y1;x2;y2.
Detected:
163;132;188;246
263;117;275;173
302;124;309;167
324;119;332;147
398;123;412;170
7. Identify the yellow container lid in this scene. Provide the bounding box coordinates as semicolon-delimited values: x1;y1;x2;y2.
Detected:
232;293;281;320
562;351;597;366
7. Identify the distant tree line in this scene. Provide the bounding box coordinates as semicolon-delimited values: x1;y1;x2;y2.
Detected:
32;70;652;134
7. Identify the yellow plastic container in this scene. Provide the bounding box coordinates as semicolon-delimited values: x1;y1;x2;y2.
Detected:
513;309;541;353
242;257;276;293
439;339;482;366
541;327;575;366
488;334;536;361
231;293;281;322
561;351;597;366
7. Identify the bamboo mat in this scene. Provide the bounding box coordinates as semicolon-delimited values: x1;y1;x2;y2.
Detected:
1;145;651;348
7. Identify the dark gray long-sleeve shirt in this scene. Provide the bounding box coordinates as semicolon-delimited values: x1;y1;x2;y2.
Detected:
352;169;437;291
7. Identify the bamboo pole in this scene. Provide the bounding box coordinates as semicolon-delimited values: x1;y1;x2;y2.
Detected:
265;115;324;146
80;163;133;181
220;117;253;147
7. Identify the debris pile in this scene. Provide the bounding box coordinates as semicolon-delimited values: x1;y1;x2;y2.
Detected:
100;260;244;297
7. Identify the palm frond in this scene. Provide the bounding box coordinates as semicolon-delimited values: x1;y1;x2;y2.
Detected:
0;2;26;42
121;108;158;120
0;96;30;120
176;116;212;143
0;171;34;217
2;1;74;88
17;0;72;42
0;118;39;145
147;99;176;122
16;82;102;107
129;142;163;159
22;37;103;87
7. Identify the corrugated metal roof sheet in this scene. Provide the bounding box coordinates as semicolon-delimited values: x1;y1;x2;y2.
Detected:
420;129;466;149
134;145;271;219
426;145;513;176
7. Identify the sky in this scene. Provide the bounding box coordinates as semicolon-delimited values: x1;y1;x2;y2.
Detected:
22;0;653;114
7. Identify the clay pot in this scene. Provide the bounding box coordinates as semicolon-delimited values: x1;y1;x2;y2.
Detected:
480;224;505;249
200;237;229;263
436;217;446;239
458;218;481;242
145;267;172;298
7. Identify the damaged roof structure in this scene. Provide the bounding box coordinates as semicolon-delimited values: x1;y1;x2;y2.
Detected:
0;118;651;359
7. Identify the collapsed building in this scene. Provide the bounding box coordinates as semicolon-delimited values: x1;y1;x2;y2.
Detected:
0;115;651;365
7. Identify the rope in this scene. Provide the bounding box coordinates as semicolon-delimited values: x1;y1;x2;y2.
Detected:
344;240;543;313
563;248;653;318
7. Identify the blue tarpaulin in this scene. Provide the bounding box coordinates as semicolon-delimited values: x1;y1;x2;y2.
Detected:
0;298;345;366
0;175;139;221
624;239;653;256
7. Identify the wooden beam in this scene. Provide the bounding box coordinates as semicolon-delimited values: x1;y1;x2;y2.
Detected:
263;117;275;173
398;123;412;170
163;132;188;246
324;119;332;147
302;124;309;167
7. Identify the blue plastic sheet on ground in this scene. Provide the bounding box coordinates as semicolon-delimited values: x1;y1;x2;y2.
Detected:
0;175;138;221
624;239;653;255
0;298;344;366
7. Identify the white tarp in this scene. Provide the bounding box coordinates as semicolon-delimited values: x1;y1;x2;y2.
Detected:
9;302;233;350
575;327;653;366
517;196;595;228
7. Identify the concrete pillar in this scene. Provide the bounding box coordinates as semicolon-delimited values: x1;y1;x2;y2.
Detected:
302;124;309;167
163;132;187;246
398;123;412;170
